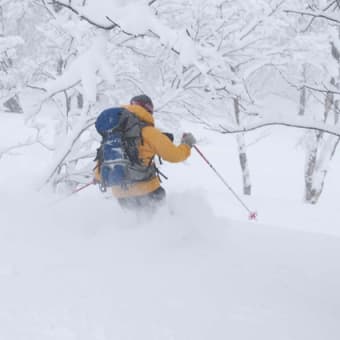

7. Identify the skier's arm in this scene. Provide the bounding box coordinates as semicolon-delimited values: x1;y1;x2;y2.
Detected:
143;127;191;163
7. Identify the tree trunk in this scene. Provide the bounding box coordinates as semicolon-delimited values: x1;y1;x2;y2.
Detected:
77;92;84;109
304;91;334;204
234;97;251;195
298;86;306;116
0;6;4;36
298;66;307;116
304;131;321;203
307;136;340;204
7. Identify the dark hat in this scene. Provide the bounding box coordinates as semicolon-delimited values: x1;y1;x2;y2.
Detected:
130;94;154;113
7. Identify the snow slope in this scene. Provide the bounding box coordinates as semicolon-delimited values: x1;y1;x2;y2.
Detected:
1;113;340;339
1;189;340;340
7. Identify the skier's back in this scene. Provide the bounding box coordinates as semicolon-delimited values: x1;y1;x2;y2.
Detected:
94;94;196;211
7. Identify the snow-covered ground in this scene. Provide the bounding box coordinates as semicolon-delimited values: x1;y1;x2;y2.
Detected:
1;112;340;339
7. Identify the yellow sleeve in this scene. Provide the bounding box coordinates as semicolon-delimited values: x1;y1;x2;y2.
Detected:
143;127;191;163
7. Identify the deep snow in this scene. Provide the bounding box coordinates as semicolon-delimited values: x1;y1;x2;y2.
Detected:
1;112;340;339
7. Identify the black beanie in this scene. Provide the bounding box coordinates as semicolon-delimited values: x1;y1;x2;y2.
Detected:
130;94;154;113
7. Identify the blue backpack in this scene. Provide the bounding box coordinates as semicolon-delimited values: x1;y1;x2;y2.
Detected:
94;107;156;189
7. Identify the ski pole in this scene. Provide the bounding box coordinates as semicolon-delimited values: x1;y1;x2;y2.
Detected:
71;180;95;195
193;145;257;220
50;179;95;206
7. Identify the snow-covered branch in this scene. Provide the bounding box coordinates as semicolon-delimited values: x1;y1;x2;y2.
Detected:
302;84;340;95
219;116;340;138
284;10;340;24
42;114;96;186
0;126;54;161
50;0;117;30
48;0;206;68
0;141;36;160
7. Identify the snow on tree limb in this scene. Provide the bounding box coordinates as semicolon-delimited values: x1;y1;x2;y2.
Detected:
0;141;36;160
27;33;114;120
219;116;340;138
50;0;117;30
49;0;204;69
41;112;96;187
0;125;54;161
302;84;340;95
284;10;340;25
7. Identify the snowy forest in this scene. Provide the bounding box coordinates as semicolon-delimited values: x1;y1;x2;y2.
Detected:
1;0;340;202
1;1;340;340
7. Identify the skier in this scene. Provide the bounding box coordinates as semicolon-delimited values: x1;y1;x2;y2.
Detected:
94;94;196;211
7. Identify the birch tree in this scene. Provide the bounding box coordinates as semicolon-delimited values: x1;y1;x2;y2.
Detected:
284;0;340;203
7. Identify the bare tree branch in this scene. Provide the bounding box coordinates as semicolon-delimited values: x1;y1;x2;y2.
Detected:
47;80;81;99
284;9;340;24
32;0;57;19
302;84;340;95
324;0;338;11
240;0;287;40
26;84;47;92
337;0;340;10
272;64;340;97
49;0;117;29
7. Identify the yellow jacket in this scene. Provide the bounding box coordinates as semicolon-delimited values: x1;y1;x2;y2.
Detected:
94;104;191;198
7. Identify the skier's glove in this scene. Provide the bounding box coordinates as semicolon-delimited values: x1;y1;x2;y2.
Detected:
181;132;196;147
